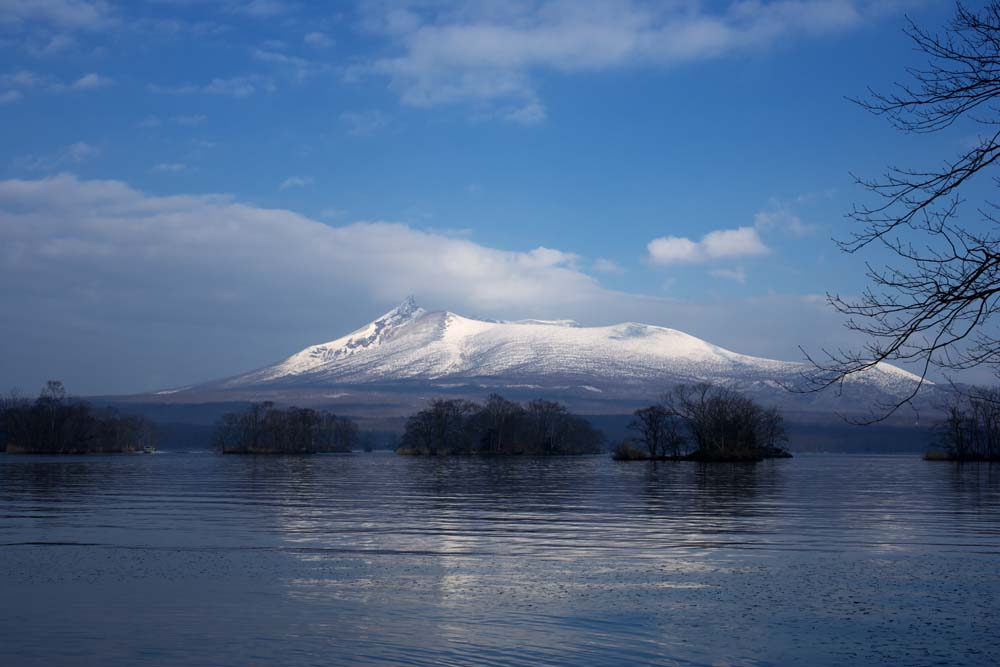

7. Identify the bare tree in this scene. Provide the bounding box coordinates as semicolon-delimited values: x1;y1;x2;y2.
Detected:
807;3;1000;418
629;405;686;458
758;406;788;450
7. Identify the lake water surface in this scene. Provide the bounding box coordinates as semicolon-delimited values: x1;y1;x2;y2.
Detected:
1;452;998;666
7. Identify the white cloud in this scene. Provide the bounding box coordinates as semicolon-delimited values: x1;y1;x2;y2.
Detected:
521;246;579;269
140;114;208;128
709;267;747;283
339;109;390;136
252;48;329;83
593;258;624;274
15;142;100;171
362;0;900;118
505;101;546;125
0;70;48;88
70;72;112;90
252;48;309;68
233;0;289;18
1;69;113;97
0;0;112;30
754;203;817;237
28;33;76;56
204;75;262;96
174;114;207;126
137;115;162;128
647;236;701;264
148;82;198;95
702;227;769;258
320;207;346;219
304;31;334;48
152;162;186;173
149;76;270;97
251;49;325;81
64;141;99;161
0;89;21;104
279;176;314;190
648;226;769;264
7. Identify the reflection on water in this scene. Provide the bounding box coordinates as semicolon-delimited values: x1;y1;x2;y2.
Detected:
1;453;998;666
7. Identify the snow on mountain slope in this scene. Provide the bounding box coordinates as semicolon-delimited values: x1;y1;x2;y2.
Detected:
271;295;425;376
208;298;927;404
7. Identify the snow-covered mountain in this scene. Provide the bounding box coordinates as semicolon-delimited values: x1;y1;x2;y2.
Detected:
173;297;931;416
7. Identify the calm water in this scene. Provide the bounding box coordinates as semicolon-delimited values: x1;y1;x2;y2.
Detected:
1;452;998;667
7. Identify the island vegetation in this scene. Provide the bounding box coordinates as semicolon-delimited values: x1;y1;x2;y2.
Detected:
925;387;1000;462
613;383;791;463
213;401;359;454
0;381;156;454
396;394;604;455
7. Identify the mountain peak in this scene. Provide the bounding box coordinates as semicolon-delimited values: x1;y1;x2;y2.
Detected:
240;297;427;381
390;295;420;318
375;296;424;330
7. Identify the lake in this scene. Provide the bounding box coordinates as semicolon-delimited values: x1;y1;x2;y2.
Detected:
1;452;998;666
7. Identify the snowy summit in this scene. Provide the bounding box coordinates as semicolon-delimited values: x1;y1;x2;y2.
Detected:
183;298;928;413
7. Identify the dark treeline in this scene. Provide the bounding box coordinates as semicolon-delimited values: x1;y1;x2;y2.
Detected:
214;402;359;454
615;383;790;462
0;381;156;454
931;387;1000;461
397;394;604;455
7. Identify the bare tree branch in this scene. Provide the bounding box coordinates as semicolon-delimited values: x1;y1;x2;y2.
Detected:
805;3;1000;420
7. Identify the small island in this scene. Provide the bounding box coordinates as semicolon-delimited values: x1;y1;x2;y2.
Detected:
612;383;791;463
924;387;1000;462
0;381;156;454
396;394;604;455
213;402;358;454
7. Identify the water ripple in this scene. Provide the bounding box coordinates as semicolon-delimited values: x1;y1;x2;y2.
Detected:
1;453;998;666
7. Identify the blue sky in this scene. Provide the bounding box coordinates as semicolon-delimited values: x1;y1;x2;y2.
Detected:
1;0;987;394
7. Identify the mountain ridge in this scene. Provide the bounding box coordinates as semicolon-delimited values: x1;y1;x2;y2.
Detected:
145;298;937;419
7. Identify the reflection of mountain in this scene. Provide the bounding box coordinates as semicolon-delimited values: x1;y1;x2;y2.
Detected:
141;297;937;419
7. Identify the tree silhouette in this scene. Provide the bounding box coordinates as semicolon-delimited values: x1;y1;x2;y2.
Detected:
629;405;685;459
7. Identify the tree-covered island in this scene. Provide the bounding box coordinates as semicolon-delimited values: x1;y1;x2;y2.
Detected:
396;394;604;455
0;381;156;454
213;402;359;454
925;387;1000;461
613;383;791;463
